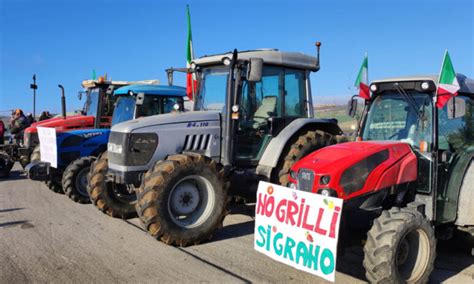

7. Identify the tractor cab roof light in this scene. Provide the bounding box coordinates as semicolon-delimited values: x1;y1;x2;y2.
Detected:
421;82;430;90
370;84;377;92
222;57;231;66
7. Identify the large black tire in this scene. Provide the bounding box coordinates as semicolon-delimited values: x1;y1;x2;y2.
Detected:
88;152;137;219
136;153;227;247
275;130;335;186
363;207;436;284
45;180;64;194
0;151;14;178
62;156;95;204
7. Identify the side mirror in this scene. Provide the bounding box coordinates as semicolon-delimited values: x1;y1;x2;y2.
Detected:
347;97;358;117
135;92;145;106
247;58;263;82
447;97;466;119
78;91;86;100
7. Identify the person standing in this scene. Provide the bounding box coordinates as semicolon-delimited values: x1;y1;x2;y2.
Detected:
9;109;30;143
0;120;5;145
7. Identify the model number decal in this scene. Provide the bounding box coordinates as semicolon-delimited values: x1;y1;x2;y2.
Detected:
187;122;209;128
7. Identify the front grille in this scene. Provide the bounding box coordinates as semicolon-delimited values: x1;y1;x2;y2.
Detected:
297;168;315;192
182;134;212;152
108;131;129;166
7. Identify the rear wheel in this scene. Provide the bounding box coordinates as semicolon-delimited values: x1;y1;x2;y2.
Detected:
136;153;227;246
88;152;137;219
62;156;95;204
363;207;436;284
276;130;335;186
0;151;14;178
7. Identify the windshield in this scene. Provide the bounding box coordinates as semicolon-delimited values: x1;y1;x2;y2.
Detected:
111;95;135;126
111;95;183;126
85;89;100;116
195;66;228;111
362;92;433;148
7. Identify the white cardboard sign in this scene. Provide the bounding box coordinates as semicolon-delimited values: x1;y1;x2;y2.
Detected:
254;181;343;282
37;127;57;168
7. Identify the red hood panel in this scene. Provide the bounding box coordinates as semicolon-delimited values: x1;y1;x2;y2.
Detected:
290;141;418;200
24;115;95;134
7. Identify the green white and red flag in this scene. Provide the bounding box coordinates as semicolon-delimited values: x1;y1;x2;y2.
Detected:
436;50;460;108
186;5;197;100
354;54;370;100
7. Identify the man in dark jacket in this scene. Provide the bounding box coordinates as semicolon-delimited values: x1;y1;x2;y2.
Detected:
0;120;5;145
10;109;30;142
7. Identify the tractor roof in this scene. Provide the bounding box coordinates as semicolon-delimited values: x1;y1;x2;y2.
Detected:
193;49;318;71
372;74;474;94
81;79;160;88
114;84;186;97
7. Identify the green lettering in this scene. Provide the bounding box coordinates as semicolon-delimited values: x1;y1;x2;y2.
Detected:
306;244;320;270
283;236;296;261
320;248;335;275
295;241;309;265
273;232;284;256
256;225;266;248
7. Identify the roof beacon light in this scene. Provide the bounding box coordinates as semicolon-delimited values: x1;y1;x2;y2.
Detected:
421;82;430;90
370;84;377;92
222;57;231;66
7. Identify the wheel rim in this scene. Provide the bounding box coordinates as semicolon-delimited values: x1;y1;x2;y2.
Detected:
110;183;137;204
396;228;431;282
75;167;90;197
168;175;216;229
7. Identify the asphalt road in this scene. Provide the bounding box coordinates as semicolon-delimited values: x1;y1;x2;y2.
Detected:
1;164;473;283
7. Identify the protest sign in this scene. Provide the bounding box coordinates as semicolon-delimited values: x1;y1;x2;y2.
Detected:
254;181;343;282
37;127;57;168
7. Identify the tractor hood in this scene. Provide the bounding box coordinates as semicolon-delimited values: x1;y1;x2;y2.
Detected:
110;111;221;134
24;115;95;134
290;141;418;199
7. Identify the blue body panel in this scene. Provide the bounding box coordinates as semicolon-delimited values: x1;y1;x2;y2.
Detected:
114;85;186;97
55;129;110;168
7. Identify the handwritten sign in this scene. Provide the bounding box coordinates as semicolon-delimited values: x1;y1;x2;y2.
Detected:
254;181;343;282
37;127;57;168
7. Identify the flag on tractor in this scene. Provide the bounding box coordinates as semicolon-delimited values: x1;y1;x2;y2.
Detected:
436;50;460;108
354;54;370;100
186;5;197;100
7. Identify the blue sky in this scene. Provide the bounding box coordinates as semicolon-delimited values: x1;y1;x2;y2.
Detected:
0;0;472;115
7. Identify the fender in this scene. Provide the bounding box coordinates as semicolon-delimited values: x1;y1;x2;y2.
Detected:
256;118;342;178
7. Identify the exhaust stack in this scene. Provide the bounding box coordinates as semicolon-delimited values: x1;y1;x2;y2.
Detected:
315;42;321;71
58;85;66;119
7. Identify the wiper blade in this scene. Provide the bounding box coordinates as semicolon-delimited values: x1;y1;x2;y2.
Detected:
393;83;423;120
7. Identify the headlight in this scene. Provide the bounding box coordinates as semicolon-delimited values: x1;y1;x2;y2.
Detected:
108;143;123;154
320;175;330;185
290;170;297;179
317;188;338;197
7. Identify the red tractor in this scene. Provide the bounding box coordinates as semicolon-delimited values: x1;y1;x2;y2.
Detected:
0;78;153;178
288;75;474;283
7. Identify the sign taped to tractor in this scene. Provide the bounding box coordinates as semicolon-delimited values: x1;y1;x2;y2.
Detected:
37;127;57;168
254;181;343;282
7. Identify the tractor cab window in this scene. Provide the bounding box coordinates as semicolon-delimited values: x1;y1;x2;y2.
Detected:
136;96;182;118
85;89;100;117
438;96;474;152
196;66;228;112
111;95;135;126
362;92;433;150
234;66;307;163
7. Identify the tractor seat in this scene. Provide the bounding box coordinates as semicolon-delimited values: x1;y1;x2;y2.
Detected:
252;96;277;129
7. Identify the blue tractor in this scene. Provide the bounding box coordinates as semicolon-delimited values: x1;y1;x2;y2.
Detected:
27;84;186;203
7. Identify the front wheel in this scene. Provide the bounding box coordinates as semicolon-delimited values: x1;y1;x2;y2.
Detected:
136;153;227;246
88;152;137;219
62;156;95;204
0;151;14;178
363;207;436;283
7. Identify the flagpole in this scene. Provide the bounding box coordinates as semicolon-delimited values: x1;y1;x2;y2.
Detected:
434;49;448;107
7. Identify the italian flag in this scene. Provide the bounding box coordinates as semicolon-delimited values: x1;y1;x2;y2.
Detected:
186;5;197;100
436;50;460;108
354;54;370;100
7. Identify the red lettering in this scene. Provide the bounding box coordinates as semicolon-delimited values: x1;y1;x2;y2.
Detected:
285;200;298;226
264;196;275;217
302;204;314;231
256;193;265;215
297;198;306;227
314;208;327;236
275;199;287;223
329;206;341;238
